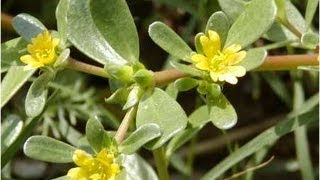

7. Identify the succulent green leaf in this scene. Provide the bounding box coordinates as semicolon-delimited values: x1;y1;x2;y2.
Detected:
1;115;23;153
209;94;237;129
285;1;306;34
166;127;200;158
148;21;193;62
188;106;210;128
105;87;130;106
68;0;130;65
301;32;319;49
123;85;144;110
12;13;47;42
170;61;203;77
24;135;76;163
194;33;204;54
165;83;179;100
56;0;70;47
224;0;277;48
174;77;198;92
54;48;70;68
1;37;28;72
264;22;296;42
86;117;107;153
239;48;267;71
305;0;319;29
25;72;54;117
119;124;162;154
205;11;230;45
217;0;246;22
136;88;188;149
1;67;35;108
119;154;158;180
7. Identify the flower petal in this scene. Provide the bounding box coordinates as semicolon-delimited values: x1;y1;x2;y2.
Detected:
73;149;92;167
20;55;44;68
52;38;60;47
223;44;241;54
229;50;246;65
195;60;210;71
210;71;219;82
221;73;238;84
228;66;246;77
200;31;220;58
191;53;207;63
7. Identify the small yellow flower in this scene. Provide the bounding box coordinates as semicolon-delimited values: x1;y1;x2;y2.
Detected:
20;31;59;70
191;30;247;84
67;149;121;180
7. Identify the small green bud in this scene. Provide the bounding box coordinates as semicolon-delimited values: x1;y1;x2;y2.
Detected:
207;83;221;98
133;69;154;88
197;80;208;95
174;77;198;92
105;64;134;84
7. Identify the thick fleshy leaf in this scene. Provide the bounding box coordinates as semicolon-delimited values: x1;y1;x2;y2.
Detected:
217;0;246;22
224;0;276;48
189;105;210;127
209;94;237;129
68;0;137;65
123;85;143;110
24;136;76;163
136;88;188;149
148;21;193;62
25;72;54;117
86;117;108;153
264;22;296;42
119;124;162;154
170;61;203;77
194;33;204;54
301;32;319;49
2;116;41;168
205;11;230;45
165;127;200;158
12;13;47;42
56;0;69;46
201;94;319;180
305;0;319;29
238;48;267;71
1;37;28;72
285;1;306;34
119;154;158;180
1;66;35;108
1;115;23;152
174;77;198;92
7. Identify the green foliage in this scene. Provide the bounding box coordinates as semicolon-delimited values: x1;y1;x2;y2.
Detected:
1;115;23;153
24;136;76;163
148;22;193;62
205;11;230;45
224;0;277;48
119;124;162;154
136;88;188;149
12;13;47;41
239;48;267;71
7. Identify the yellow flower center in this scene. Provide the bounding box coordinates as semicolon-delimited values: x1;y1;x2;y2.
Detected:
191;30;247;84
67;149;121;180
20;31;59;70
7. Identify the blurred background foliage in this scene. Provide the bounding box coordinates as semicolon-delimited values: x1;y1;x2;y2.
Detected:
1;0;319;179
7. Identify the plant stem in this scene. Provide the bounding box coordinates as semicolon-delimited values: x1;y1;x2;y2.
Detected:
114;106;137;143
153;147;170;180
66;58;110;78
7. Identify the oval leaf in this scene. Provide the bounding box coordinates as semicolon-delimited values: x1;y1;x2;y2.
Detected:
209;94;237;129
224;0;277;48
217;0;246;22
189;105;210;127
120;154;158;180
56;0;70;46
1;115;23;152
119;124;162;154
68;0;134;65
1;66;35;108
205;11;230;45
136;88;188;149
148;21;193;62
86;117;106;153
12;13;47;42
174;77;198;92
24;135;76;163
238;48;267;71
25;72;54;117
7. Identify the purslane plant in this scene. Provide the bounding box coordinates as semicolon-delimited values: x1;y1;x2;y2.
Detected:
1;0;319;179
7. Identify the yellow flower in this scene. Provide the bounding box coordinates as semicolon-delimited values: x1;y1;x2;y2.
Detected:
191;30;247;84
67;149;121;180
20;31;59;70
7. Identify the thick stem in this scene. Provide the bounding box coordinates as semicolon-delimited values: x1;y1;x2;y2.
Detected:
1;12;14;32
153;147;170;180
114;106;137;143
66;58;110;78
